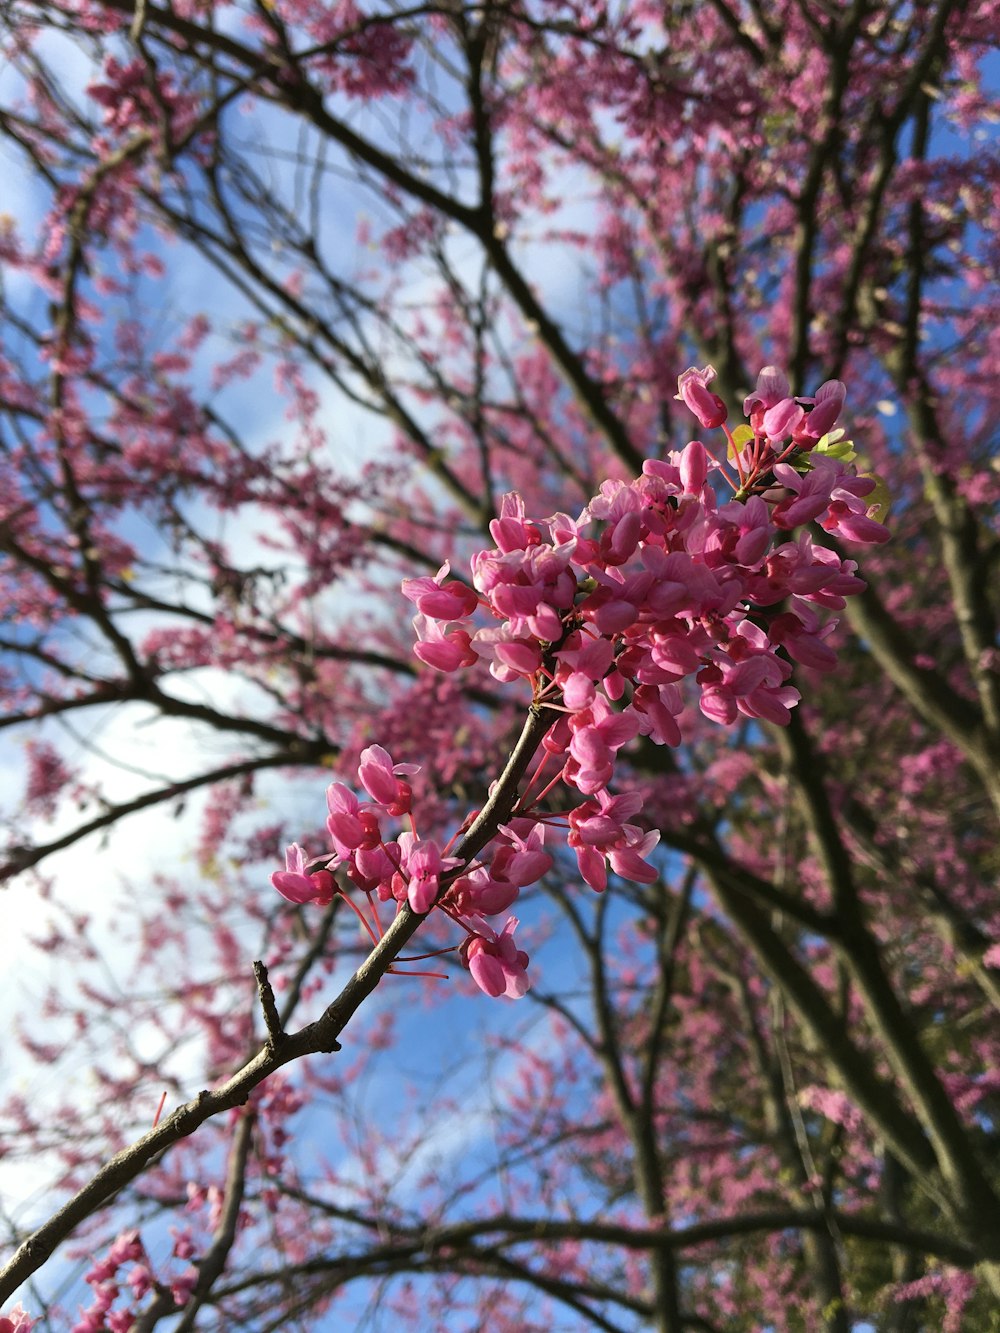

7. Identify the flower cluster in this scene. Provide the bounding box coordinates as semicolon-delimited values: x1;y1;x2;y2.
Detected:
66;1230;177;1333
275;368;888;998
272;743;553;998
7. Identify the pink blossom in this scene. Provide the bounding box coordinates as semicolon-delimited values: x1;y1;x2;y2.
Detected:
679;439;710;494
708;495;772;569
86;1231;144;1284
555;634;615;711
632;682;684;746
352;841;398;898
357;744;420;814
743;365;791;420
475;541;577;641
401;562;479;619
762;396;805;441
769;461;837;528
171;1227;196;1259
450;824;551;917
796;378;846;441
699;622;800;725
462;917;530;998
450;865;521;917
566;694;640;794
585;479;645;563
675;365;727;429
393;832;460;914
568;789;660;891
819;473;890;544
494;821;553;886
126;1264;152;1299
0;1305;34;1333
488;492;542;553
472;624;543;682
271;844;336;906
277;363;888;1013
326;782;381;854
23;739;73;819
411;613;478;672
547;508;600;564
823;504;890;544
170;1268;198;1306
769;606;838;672
890;1270;976;1333
608;826;661;883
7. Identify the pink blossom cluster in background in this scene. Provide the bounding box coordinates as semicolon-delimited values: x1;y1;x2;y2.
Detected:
54;1228;198;1333
274;368;888;998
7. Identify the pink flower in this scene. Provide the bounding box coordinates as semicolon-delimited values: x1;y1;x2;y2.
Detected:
451;824;551;917
475;541;577;641
699;622;800;725
271;844;336;906
568;789;661;891
357;745;420;815
770;461;837;528
585;479;644;563
326;782;381;855
352;841;398;898
743;365;791;420
170;1268;198;1306
462;917;530;998
632;682;683;746
796;379;846;441
126;1264;152;1299
819;473;890;544
488;492;542;553
554;634;615;712
411;613;478;672
494;821;553;885
472;624;543;682
0;1305;34;1333
401;562;479;619
547;508;600;564
607;825;661;883
394;832;460;914
679;439;709;494
762;396;805;441
171;1227;196;1259
675;365;727;429
710;496;772;569
450;865;520;917
566;694;639;794
769;606;838;672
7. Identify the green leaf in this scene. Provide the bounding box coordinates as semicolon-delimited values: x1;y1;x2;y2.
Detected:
729;423;754;459
813;428;857;462
862;473;891;521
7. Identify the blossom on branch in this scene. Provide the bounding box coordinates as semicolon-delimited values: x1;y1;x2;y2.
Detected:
274;367;889;999
271;844;336;906
675;365;728;429
461;918;530;999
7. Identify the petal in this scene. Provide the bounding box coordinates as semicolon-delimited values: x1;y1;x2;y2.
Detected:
469;951;507;997
271;871;321;904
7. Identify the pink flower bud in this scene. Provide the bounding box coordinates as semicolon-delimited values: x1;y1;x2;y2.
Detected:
679;439;709;493
676;366;728;429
